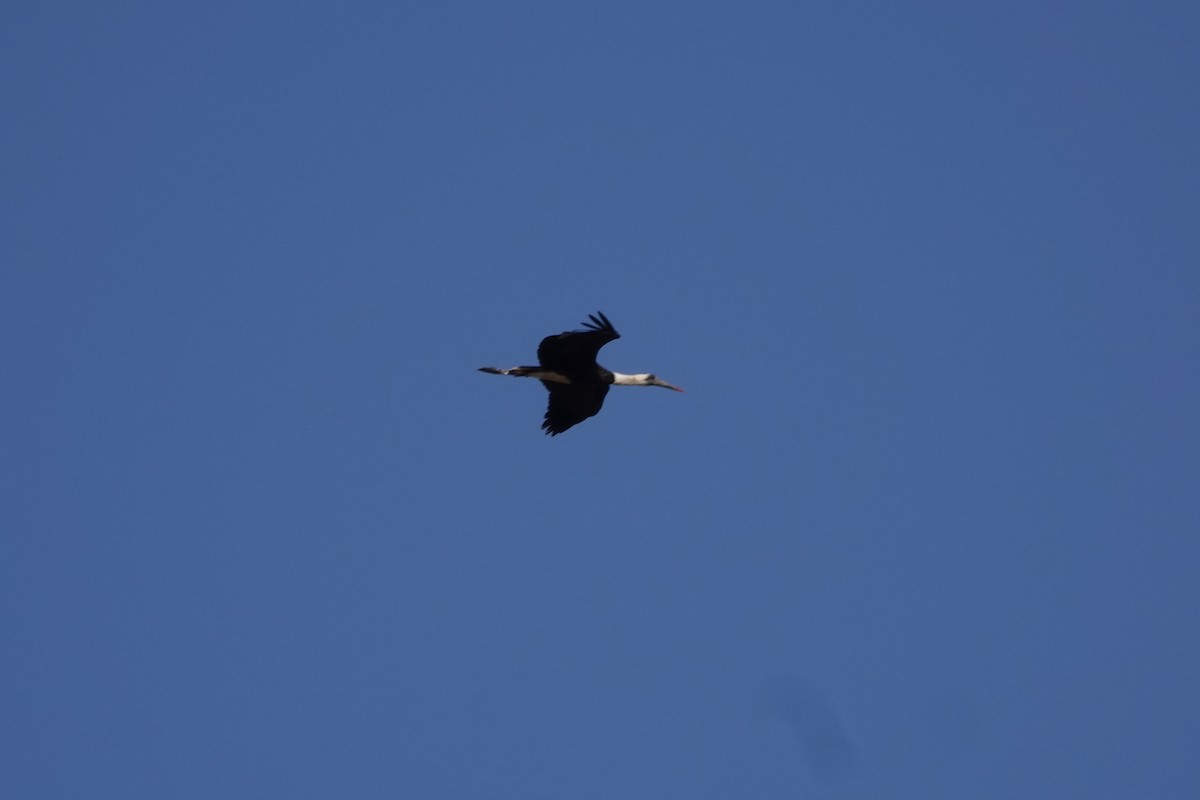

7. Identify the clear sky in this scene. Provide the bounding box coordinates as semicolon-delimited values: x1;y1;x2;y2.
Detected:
3;2;1198;797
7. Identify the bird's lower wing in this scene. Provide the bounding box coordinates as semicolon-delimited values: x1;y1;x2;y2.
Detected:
541;382;610;436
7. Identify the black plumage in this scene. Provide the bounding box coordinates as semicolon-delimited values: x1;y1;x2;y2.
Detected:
537;313;620;435
479;311;682;436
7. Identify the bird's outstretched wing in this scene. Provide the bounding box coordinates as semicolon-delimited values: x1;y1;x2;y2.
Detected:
541;381;610;436
537;312;620;371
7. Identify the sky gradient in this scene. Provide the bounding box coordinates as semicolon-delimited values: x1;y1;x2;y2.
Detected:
4;2;1199;797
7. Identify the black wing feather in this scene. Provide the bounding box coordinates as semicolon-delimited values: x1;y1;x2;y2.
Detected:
537;311;620;372
541;381;610;436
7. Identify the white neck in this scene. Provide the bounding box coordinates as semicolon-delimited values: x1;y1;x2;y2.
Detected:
611;372;652;386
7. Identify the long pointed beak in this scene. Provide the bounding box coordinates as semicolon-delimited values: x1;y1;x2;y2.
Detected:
654;379;684;392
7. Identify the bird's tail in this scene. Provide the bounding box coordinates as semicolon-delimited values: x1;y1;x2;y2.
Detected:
479;366;540;376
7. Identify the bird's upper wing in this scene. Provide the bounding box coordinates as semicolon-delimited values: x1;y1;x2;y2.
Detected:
541;381;610;436
536;312;620;371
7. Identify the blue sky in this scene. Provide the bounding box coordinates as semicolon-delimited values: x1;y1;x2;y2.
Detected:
3;2;1198;797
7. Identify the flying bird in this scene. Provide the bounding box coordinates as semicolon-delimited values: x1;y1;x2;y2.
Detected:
480;311;683;435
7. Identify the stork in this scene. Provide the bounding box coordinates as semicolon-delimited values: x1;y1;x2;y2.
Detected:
479;311;683;436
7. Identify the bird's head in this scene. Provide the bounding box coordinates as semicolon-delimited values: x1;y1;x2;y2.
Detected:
615;372;684;392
